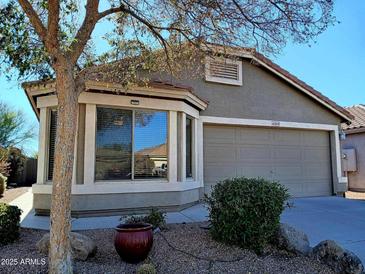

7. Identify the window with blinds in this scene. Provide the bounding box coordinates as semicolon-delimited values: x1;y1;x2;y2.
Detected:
47;109;57;181
95;108;133;180
205;57;243;86
186;117;193;178
95;107;168;181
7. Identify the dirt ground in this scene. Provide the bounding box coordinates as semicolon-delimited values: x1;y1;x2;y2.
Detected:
0;223;335;274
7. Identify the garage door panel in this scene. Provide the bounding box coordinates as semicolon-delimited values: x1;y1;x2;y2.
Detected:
272;130;302;145
240;164;273;178
280;182;304;197
204;145;236;163
237;127;272;145
204;126;235;144
273;165;303;180
204;125;332;197
302;131;329;146
302;148;329;162
302;181;331;196
303;164;331;180
238;145;272;161
205;164;237;183
273;147;301;161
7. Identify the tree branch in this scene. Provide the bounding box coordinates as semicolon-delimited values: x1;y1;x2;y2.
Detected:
47;0;60;51
98;6;123;19
69;0;100;65
17;0;47;45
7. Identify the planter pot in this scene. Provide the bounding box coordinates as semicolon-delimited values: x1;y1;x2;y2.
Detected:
114;223;153;263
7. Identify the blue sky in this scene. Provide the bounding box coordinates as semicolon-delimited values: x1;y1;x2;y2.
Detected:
1;0;364;154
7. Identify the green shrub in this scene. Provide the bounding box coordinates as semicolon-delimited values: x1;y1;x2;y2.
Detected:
205;177;290;253
124;208;166;229
136;263;157;274
0;203;22;245
0;173;6;196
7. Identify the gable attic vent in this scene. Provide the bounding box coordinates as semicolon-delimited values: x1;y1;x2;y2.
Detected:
205;57;243;86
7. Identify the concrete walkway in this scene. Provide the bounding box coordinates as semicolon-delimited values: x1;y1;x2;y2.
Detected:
10;192;365;263
10;190;209;230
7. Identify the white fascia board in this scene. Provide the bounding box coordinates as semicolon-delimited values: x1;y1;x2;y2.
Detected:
200;116;339;131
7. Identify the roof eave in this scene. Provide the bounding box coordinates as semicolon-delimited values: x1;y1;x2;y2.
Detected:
344;127;365;135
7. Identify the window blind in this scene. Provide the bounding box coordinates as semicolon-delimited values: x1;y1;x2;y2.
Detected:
186;117;192;178
95;108;133;180
47;110;57;181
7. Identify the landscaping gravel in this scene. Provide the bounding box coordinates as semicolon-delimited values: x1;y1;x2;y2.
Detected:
0;222;335;274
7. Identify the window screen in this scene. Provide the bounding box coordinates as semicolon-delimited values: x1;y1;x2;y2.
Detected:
134;110;168;179
95;108;132;180
186;117;193;178
47;109;57;181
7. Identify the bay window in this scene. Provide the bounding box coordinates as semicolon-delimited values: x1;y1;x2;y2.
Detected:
95;107;168;181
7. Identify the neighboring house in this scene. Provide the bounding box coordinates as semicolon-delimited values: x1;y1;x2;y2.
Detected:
23;47;353;216
341;105;365;192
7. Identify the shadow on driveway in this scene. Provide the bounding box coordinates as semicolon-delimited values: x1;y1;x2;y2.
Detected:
281;196;365;263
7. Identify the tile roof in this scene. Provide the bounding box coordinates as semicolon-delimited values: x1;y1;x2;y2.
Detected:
342;105;365;131
22;45;352;121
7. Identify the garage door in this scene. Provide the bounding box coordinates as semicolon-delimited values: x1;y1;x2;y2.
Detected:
204;125;333;197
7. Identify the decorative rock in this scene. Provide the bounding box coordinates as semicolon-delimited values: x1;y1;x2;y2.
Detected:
312;240;364;274
276;223;311;255
37;232;97;261
136;263;157;274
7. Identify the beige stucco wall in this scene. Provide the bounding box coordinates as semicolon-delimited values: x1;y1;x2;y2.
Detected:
34;188;201;217
342;132;365;191
157;59;342;125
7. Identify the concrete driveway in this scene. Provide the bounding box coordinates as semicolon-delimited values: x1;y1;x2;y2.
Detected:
281;196;365;263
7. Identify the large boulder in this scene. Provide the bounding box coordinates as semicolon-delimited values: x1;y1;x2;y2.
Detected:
276;223;311;255
37;232;97;261
312;240;364;274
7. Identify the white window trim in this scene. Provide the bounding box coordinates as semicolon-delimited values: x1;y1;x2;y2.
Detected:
35;95;200;189
178;112;186;182
37;93;200;119
205;57;243;86
87;105;171;183
36;108;47;184
94;105;169;183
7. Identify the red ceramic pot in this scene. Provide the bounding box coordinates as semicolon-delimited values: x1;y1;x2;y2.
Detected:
114;223;153;263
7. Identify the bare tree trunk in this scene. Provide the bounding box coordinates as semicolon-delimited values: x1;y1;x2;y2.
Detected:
49;61;79;274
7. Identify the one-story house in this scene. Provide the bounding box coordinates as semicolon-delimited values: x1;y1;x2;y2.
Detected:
341;105;365;192
23;47;353;216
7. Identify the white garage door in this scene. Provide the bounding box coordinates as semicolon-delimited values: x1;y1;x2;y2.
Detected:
204;125;333;197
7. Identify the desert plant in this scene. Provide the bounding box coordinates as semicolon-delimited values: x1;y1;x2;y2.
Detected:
0;203;22;245
205;177;290;253
6;147;26;186
124;208;166;229
0;173;6;196
136;263;157;274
